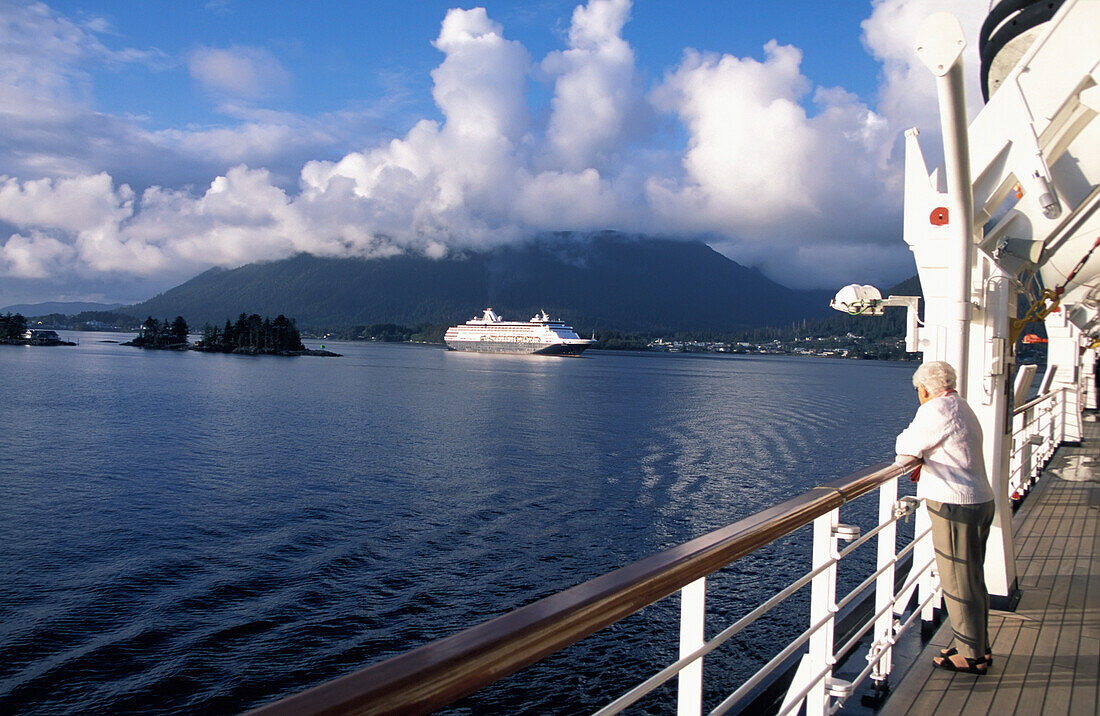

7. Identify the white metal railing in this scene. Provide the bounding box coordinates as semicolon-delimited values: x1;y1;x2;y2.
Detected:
601;384;1077;716
595;465;938;716
1009;387;1065;503
258;390;1078;716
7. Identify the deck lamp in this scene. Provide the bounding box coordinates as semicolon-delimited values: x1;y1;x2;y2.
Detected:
830;284;922;352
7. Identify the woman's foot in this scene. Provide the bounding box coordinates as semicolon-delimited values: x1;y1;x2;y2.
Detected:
933;652;989;675
939;646;993;665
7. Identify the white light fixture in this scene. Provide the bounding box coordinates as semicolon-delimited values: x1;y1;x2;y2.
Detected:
830;284;923;352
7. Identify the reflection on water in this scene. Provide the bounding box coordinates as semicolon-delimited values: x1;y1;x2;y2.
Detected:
0;335;916;713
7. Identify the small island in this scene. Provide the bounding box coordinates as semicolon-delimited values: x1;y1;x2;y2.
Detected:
124;313;340;356
1;313;76;346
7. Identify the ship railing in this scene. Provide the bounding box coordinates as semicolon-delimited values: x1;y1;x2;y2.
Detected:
253;458;947;716
1008;387;1064;503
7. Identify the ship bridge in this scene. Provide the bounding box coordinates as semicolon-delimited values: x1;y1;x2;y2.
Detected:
250;1;1100;713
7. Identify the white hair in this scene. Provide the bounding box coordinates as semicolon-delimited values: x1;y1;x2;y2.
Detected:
912;361;957;394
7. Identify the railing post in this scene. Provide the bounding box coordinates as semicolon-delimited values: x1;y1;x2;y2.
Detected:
677;578;706;716
915;502;938;631
1010;411;1024;496
871;478;899;685
1058;386;1067;444
806;509;839;715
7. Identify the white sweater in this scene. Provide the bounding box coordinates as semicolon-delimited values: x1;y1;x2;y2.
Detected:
895;392;994;505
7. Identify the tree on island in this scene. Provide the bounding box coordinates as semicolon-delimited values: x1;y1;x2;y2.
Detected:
197;313;304;353
1;313;28;340
129;316;190;348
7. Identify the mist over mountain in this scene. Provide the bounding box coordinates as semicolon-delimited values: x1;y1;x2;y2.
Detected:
2;301;124;316
128;233;833;332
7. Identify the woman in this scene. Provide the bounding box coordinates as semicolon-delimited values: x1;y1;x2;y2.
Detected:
895;361;995;675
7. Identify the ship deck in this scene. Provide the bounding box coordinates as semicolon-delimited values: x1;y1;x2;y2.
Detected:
880;414;1100;716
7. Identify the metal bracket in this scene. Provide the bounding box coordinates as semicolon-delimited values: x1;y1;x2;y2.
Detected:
866;639;889;662
893;496;922;522
826;676;855;698
833;524;861;542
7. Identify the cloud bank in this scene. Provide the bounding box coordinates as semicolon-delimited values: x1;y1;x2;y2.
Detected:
0;0;990;301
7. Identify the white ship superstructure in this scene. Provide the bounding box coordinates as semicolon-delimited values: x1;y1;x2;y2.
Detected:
444;308;595;355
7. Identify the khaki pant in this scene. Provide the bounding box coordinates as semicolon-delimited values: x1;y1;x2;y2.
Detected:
927;499;996;660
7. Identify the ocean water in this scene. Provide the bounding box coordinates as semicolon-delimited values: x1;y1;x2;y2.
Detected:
0;334;918;714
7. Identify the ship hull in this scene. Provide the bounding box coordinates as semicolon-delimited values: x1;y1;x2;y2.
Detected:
445;340;593;356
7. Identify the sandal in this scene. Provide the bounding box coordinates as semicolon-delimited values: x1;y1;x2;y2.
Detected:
933;654;988;675
939;647;993;665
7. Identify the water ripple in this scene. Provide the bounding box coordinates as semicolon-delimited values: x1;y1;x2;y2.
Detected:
0;340;916;714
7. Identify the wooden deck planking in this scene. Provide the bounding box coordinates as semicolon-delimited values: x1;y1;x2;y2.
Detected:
876;418;1100;716
1069;491;1099;716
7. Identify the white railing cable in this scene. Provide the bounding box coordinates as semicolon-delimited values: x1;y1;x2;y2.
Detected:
835;522;929;614
603;490;933;716
594;557;839;715
1009;387;1064;500
774;663;834;716
709;612;835;716
834;555;937;660
830;582;942;714
776;554;940;716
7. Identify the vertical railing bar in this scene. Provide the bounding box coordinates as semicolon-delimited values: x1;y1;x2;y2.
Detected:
915;500;937;623
804;510;838;715
677;578;706;716
872;477;897;685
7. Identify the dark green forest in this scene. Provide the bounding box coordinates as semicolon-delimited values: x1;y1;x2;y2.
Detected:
196;313;305;353
128;316;190;348
328;323;447;343
27;311;141;331
1;313;28;340
127;234;833;332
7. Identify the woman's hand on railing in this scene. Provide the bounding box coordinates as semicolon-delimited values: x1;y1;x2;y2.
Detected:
893;455;920;469
894;455;921;482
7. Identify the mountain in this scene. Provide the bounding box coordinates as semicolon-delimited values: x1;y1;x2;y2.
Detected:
1;301;125;316
128;233;833;332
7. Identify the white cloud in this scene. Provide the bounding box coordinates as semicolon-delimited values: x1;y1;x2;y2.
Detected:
643;41;898;285
0;231;75;278
3;0;999;298
540;0;644;171
516;168;629;229
188;46;292;98
860;0;987;165
300;7;532;247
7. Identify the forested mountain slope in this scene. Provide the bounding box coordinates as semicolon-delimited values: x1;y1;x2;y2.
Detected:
129;233;834;332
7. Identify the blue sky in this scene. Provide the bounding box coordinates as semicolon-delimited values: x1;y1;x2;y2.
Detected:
53;1;881;132
0;0;988;306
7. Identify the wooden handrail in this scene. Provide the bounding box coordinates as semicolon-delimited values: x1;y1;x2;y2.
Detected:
250;459;917;716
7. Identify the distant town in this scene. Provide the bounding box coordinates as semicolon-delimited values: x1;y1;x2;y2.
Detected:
4;309;1048;365
644;334;914;360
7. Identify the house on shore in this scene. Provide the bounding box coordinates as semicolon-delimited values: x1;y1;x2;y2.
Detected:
24;329;62;345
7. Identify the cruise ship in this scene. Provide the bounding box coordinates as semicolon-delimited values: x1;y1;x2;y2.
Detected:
443;308;596;355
